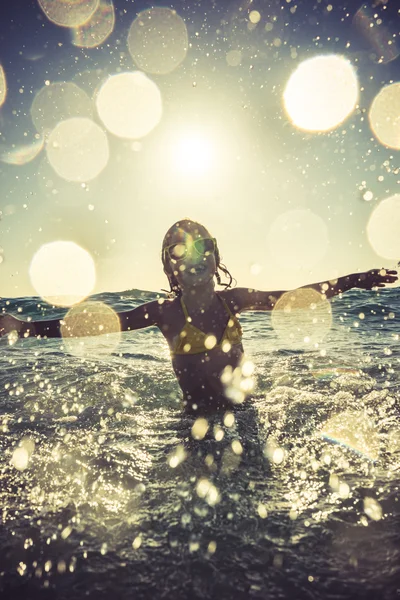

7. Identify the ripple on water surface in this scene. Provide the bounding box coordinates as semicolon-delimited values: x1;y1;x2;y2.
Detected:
0;290;399;598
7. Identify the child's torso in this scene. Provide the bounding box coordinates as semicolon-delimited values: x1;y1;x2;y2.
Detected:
159;293;241;353
158;293;245;409
172;295;242;355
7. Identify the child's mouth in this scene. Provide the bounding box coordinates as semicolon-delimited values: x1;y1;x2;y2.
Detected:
189;264;207;274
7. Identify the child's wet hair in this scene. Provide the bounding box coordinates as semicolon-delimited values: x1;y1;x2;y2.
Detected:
161;219;234;296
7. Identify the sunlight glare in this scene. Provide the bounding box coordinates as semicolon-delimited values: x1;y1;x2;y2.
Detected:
96;72;162;139
71;0;115;48
283;55;359;132
367;193;400;259
29;241;96;306
127;7;188;75
61;301;121;357
172;134;216;176
271;288;332;347
46;117;109;182
38;0;99;27
369;83;400;149
31;81;93;135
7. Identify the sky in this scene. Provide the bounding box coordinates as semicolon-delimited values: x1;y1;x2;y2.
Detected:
0;0;399;301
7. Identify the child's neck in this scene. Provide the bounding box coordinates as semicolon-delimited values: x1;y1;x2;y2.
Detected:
181;281;217;313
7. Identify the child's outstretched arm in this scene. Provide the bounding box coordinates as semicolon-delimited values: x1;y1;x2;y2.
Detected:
0;313;62;338
0;300;164;339
312;268;398;298
118;300;164;331
224;268;398;312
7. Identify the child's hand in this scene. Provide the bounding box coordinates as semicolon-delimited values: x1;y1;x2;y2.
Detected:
356;268;398;290
0;314;22;337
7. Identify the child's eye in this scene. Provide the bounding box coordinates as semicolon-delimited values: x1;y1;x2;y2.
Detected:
171;244;186;259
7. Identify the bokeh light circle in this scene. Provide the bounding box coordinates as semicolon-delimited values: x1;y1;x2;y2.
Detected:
369;83;400;149
29;241;96;307
249;11;261;25
271;288;332;348
268;209;329;269
38;0;99;28
46;117;109;182
353;4;400;65
0;64;7;107
127;8;188;75
366;193;400;259
1;136;44;166
283;55;359;132
71;0;115;49
96;72;162;139
226;50;242;67
60;301;121;357
31;81;93;135
11;438;35;471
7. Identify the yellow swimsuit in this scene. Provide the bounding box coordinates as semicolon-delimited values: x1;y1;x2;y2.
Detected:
172;295;242;355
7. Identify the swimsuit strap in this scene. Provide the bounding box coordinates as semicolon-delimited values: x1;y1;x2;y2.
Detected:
181;295;234;323
180;296;190;321
219;296;235;319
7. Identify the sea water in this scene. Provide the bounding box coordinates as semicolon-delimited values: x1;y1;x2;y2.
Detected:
0;289;399;599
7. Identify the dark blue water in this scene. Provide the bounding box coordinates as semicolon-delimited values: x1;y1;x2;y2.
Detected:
0;288;399;599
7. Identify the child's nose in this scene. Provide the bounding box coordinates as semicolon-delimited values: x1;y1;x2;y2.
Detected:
187;248;207;264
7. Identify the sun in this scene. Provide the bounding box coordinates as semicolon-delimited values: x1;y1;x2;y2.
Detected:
172;134;216;176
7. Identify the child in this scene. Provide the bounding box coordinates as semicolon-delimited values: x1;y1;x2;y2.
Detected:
0;218;398;415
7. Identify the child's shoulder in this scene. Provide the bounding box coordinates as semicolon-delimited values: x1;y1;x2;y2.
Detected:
152;295;180;317
217;288;241;313
148;295;181;335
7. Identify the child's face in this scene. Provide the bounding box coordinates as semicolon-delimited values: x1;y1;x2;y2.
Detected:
165;224;217;290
